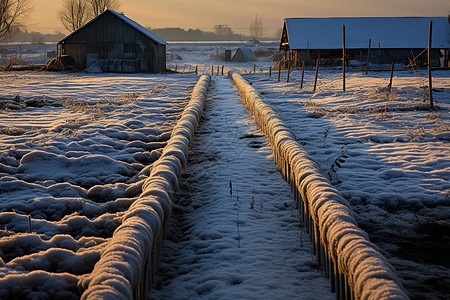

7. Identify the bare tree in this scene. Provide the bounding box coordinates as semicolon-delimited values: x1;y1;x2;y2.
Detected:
87;0;120;17
214;24;232;37
0;0;31;40
58;0;89;32
249;14;263;41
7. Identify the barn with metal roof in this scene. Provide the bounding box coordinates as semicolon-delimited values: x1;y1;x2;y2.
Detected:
58;10;167;73
280;17;449;67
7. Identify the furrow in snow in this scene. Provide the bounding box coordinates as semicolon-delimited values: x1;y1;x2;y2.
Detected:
150;76;334;299
230;71;408;300
80;75;211;299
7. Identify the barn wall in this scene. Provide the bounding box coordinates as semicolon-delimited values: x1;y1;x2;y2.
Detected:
59;12;165;73
62;44;86;66
290;48;443;67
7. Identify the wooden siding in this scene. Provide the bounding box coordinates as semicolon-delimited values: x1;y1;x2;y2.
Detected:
60;11;165;73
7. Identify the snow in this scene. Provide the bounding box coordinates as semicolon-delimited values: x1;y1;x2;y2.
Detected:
109;10;167;46
0;41;448;299
229;71;407;299
0;71;197;297
81;74;211;298
149;75;334;299
245;66;450;299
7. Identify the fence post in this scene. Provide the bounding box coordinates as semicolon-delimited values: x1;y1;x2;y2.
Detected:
314;59;319;92
300;61;305;89
269;66;272;80
287;59;291;83
388;61;394;91
366;39;371;74
343;25;346;91
428;21;434;109
278;60;282;82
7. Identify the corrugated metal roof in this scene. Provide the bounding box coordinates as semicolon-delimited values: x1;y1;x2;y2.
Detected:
284;17;449;50
59;10;167;45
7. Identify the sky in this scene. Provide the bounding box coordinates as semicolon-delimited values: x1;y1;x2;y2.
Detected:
30;0;449;37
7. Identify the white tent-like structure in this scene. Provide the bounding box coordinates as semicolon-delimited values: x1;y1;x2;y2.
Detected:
232;47;257;62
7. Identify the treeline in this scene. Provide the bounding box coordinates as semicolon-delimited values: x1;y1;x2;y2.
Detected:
5;30;65;43
149;27;253;42
4;28;274;43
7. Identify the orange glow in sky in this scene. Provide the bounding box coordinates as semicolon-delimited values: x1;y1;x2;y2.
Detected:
31;0;448;36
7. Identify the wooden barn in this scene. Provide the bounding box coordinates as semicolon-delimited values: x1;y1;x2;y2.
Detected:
280;17;450;67
58;10;167;73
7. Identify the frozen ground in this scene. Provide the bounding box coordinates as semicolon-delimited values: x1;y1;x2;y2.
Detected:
245;67;450;299
0;43;57;66
165;42;450;299
150;76;334;299
166;41;278;75
0;41;448;299
0;72;196;298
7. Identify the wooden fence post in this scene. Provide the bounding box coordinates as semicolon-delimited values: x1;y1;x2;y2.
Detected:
366;39;371;74
278;60;282;82
428;21;434;109
254;64;256;74
388;61;394;91
195;65;198;75
287;58;291;83
269;66;272;80
314;59;319;92
211;65;214;75
300;61;305;89
343;25;346;91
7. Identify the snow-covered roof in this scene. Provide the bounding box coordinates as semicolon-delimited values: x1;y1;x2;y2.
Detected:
109;10;167;45
232;47;257;62
59;10;167;45
283;17;449;50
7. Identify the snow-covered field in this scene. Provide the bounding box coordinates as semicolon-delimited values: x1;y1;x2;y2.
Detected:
0;41;449;299
0;72;196;298
0;43;57;66
165;42;450;299
245;67;450;299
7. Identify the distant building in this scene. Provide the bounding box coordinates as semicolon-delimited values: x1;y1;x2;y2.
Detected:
280;17;450;67
58;10;167;73
232;47;257;62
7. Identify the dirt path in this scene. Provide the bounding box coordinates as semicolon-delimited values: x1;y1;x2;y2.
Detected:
149;76;334;299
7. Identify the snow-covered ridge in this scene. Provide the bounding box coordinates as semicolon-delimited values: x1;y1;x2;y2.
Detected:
229;71;408;299
79;75;211;299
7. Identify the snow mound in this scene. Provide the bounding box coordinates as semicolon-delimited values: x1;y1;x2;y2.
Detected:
80;75;211;298
230;71;408;299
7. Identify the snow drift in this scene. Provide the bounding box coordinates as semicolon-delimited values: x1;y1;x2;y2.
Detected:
80;74;211;299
